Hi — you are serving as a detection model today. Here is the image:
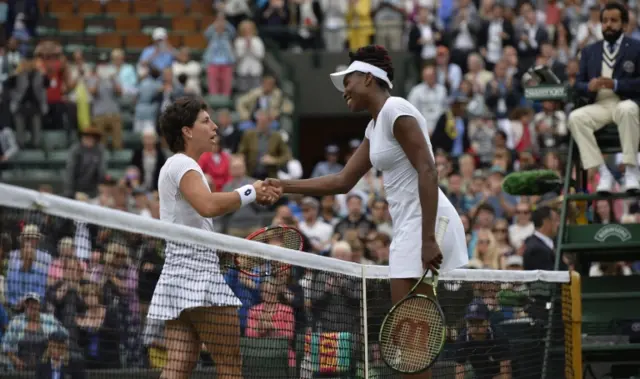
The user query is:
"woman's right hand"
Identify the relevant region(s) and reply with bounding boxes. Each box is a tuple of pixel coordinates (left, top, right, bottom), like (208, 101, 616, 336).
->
(253, 180, 280, 205)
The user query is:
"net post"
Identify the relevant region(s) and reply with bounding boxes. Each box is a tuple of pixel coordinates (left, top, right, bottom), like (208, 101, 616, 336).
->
(563, 271, 582, 379)
(361, 264, 369, 379)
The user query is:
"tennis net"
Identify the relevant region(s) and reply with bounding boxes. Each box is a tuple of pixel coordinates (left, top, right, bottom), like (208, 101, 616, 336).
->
(0, 183, 581, 379)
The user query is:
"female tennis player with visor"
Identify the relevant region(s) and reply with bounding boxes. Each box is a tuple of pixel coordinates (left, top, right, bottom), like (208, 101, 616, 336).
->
(266, 45, 469, 378)
(147, 97, 279, 379)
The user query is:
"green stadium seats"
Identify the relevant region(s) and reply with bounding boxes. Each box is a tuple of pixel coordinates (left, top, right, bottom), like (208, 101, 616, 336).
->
(107, 169, 125, 180)
(12, 149, 46, 168)
(140, 16, 172, 32)
(109, 149, 134, 169)
(205, 95, 233, 110)
(121, 112, 134, 130)
(47, 150, 69, 170)
(123, 130, 141, 149)
(85, 16, 116, 34)
(42, 131, 69, 152)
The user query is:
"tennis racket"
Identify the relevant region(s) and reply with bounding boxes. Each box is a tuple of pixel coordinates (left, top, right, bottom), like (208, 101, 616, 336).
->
(379, 216, 449, 374)
(234, 225, 304, 277)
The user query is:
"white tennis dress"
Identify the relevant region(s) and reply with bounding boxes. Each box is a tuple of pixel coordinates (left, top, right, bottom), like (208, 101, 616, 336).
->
(148, 153, 242, 321)
(366, 97, 469, 278)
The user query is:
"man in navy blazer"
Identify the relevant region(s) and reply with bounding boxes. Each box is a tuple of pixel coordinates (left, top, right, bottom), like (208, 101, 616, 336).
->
(568, 1, 640, 194)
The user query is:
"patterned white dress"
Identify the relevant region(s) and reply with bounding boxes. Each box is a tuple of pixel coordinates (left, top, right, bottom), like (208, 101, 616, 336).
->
(147, 153, 241, 321)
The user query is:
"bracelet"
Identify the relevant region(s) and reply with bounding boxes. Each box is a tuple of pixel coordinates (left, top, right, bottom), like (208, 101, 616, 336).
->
(235, 185, 257, 206)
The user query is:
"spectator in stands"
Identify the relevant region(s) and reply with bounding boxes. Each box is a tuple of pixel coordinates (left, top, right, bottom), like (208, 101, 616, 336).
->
(2, 292, 66, 372)
(538, 42, 568, 83)
(471, 228, 500, 269)
(142, 318, 167, 369)
(238, 109, 292, 179)
(0, 122, 19, 164)
(103, 49, 137, 97)
(7, 225, 51, 309)
(299, 196, 333, 253)
(454, 299, 511, 379)
(371, 0, 405, 51)
(63, 127, 106, 198)
(568, 2, 640, 194)
(408, 64, 448, 135)
(257, 0, 292, 50)
(47, 237, 87, 287)
(516, 2, 548, 72)
(479, 4, 515, 71)
(523, 206, 564, 271)
(434, 46, 462, 93)
(198, 139, 231, 192)
(575, 5, 603, 54)
(35, 330, 85, 379)
(235, 20, 266, 93)
(2, 37, 22, 78)
(87, 54, 124, 150)
(6, 50, 48, 148)
(321, 0, 348, 52)
(139, 28, 176, 72)
(311, 144, 343, 178)
(292, 0, 324, 51)
(172, 47, 202, 96)
(221, 154, 262, 237)
(485, 59, 520, 121)
(76, 283, 121, 370)
(492, 218, 514, 258)
(408, 6, 441, 70)
(465, 53, 493, 95)
(216, 108, 243, 154)
(237, 74, 292, 130)
(333, 193, 376, 240)
(204, 10, 236, 97)
(431, 93, 471, 157)
(160, 68, 186, 113)
(369, 232, 391, 264)
(130, 127, 166, 192)
(133, 67, 163, 134)
(345, 0, 373, 50)
(245, 278, 295, 364)
(318, 195, 340, 226)
(369, 198, 392, 235)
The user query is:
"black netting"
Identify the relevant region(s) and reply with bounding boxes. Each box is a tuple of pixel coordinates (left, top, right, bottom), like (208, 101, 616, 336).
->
(0, 206, 574, 379)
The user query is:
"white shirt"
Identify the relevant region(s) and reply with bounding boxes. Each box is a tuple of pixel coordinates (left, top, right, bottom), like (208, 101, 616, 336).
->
(299, 219, 333, 251)
(508, 222, 534, 250)
(158, 154, 218, 268)
(407, 82, 448, 134)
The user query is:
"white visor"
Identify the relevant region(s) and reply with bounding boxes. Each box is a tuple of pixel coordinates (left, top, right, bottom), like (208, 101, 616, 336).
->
(329, 60, 393, 92)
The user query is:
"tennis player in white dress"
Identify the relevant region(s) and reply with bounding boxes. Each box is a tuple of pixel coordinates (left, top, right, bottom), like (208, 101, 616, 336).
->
(148, 97, 278, 379)
(265, 45, 468, 379)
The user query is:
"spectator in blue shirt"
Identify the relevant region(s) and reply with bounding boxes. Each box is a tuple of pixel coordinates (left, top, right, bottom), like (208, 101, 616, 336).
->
(311, 144, 344, 178)
(6, 225, 51, 309)
(138, 28, 176, 72)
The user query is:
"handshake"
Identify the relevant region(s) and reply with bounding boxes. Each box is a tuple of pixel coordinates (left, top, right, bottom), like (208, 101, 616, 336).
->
(253, 178, 284, 206)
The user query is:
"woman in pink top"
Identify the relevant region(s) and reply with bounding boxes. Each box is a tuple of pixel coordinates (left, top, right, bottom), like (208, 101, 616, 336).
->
(245, 279, 295, 366)
(47, 237, 87, 287)
(197, 141, 231, 192)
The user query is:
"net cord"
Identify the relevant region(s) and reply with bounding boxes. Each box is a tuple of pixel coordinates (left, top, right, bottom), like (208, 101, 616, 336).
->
(0, 183, 571, 282)
(362, 264, 369, 379)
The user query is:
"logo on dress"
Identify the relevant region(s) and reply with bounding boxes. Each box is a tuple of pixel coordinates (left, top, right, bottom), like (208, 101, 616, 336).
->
(623, 60, 635, 73)
(594, 224, 632, 242)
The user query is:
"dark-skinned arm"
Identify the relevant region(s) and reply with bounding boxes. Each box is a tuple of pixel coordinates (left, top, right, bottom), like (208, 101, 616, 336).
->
(278, 139, 373, 196)
(394, 116, 439, 243)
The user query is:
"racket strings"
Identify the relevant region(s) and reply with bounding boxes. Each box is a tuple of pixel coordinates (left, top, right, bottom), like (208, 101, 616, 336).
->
(380, 297, 445, 373)
(235, 227, 302, 276)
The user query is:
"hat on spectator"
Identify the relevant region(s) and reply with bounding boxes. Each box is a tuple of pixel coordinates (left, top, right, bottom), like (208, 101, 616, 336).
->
(22, 292, 41, 304)
(464, 299, 490, 320)
(330, 61, 393, 92)
(20, 224, 41, 240)
(505, 255, 524, 267)
(349, 139, 361, 150)
(80, 126, 103, 139)
(152, 27, 168, 41)
(301, 197, 320, 210)
(326, 144, 339, 154)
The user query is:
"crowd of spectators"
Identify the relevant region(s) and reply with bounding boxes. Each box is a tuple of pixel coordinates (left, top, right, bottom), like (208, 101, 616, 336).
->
(0, 0, 638, 376)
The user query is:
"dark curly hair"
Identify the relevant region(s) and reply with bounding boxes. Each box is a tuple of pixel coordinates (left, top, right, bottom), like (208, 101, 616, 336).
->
(160, 96, 208, 153)
(349, 45, 395, 90)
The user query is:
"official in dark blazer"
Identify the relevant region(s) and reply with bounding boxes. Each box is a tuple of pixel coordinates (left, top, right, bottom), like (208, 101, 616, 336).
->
(516, 5, 549, 73)
(477, 4, 515, 70)
(568, 2, 640, 194)
(35, 331, 86, 379)
(430, 93, 470, 157)
(523, 206, 567, 271)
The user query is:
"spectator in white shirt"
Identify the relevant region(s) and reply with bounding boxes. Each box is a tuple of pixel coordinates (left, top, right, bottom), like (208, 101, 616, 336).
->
(508, 202, 534, 250)
(234, 20, 265, 93)
(407, 64, 448, 135)
(298, 197, 333, 253)
(172, 47, 202, 96)
(574, 5, 603, 54)
(320, 0, 348, 52)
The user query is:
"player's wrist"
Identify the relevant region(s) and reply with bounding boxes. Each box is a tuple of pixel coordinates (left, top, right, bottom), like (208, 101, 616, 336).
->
(235, 185, 257, 206)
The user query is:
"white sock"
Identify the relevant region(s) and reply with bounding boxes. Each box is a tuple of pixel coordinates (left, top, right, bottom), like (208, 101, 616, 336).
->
(625, 165, 640, 177)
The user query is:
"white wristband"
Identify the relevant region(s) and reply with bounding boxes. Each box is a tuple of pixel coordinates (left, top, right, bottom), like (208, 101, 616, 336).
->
(235, 185, 257, 206)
